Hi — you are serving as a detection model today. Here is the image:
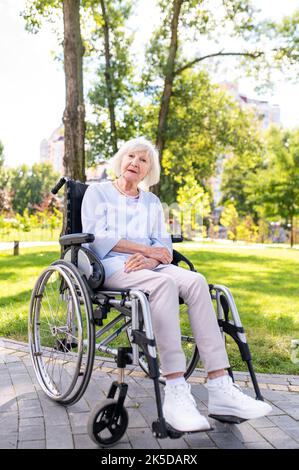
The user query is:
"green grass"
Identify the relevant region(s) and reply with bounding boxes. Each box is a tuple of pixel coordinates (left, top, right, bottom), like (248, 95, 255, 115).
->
(0, 243, 298, 374)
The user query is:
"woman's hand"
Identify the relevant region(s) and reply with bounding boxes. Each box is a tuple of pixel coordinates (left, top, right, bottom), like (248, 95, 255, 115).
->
(124, 254, 160, 273)
(144, 246, 172, 264)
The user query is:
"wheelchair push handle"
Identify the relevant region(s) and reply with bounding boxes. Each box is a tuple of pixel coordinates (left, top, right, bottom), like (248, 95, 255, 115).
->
(51, 177, 68, 194)
(171, 234, 183, 243)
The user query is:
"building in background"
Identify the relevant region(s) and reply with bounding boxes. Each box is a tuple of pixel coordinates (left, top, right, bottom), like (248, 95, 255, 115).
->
(40, 125, 64, 174)
(40, 127, 110, 181)
(220, 81, 281, 129)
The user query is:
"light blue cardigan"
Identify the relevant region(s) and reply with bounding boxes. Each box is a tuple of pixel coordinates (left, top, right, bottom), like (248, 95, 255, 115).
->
(81, 181, 173, 280)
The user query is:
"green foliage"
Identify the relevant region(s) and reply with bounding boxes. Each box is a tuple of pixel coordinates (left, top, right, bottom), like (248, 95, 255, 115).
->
(236, 215, 258, 243)
(176, 174, 210, 239)
(160, 70, 264, 202)
(248, 126, 299, 245)
(220, 203, 239, 241)
(85, 0, 138, 162)
(9, 163, 60, 214)
(22, 0, 62, 34)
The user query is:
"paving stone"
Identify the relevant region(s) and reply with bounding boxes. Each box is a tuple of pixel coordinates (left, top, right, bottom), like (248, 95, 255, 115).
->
(127, 408, 149, 428)
(191, 384, 208, 401)
(68, 412, 89, 434)
(7, 361, 27, 371)
(183, 431, 216, 449)
(127, 427, 160, 449)
(18, 440, 46, 449)
(19, 425, 45, 441)
(43, 406, 69, 426)
(245, 441, 274, 449)
(208, 431, 246, 449)
(268, 402, 288, 416)
(19, 417, 44, 428)
(111, 441, 133, 449)
(0, 432, 17, 449)
(249, 416, 279, 429)
(138, 397, 160, 427)
(3, 355, 21, 363)
(269, 414, 299, 429)
(1, 342, 299, 450)
(231, 421, 265, 443)
(257, 427, 299, 449)
(17, 391, 39, 401)
(272, 402, 299, 419)
(46, 425, 74, 449)
(283, 427, 299, 442)
(127, 379, 151, 399)
(73, 434, 101, 449)
(0, 412, 18, 432)
(289, 377, 299, 385)
(158, 436, 189, 449)
(261, 390, 290, 401)
(66, 397, 90, 413)
(18, 399, 43, 419)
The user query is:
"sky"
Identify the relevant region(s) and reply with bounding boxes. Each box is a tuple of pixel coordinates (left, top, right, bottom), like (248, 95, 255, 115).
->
(0, 0, 299, 168)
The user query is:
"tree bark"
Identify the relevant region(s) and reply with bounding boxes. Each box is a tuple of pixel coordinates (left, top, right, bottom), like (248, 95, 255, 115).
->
(152, 0, 183, 195)
(100, 0, 118, 155)
(62, 0, 85, 182)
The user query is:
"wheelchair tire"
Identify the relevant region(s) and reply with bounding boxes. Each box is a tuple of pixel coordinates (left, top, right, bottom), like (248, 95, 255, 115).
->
(29, 261, 95, 405)
(87, 399, 128, 447)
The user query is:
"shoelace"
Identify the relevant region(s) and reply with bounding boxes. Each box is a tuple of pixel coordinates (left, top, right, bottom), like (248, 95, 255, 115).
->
(221, 380, 254, 402)
(166, 383, 197, 410)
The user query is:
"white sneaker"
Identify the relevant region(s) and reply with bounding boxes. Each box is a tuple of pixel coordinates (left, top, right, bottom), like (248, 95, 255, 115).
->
(207, 375, 272, 420)
(163, 381, 211, 432)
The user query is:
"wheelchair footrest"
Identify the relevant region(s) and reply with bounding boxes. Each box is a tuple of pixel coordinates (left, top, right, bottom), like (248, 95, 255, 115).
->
(152, 420, 184, 439)
(209, 414, 247, 425)
(152, 420, 214, 439)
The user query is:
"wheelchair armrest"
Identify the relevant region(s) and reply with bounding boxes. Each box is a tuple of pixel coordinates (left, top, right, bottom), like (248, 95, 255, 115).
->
(171, 234, 183, 243)
(171, 249, 196, 272)
(59, 233, 95, 246)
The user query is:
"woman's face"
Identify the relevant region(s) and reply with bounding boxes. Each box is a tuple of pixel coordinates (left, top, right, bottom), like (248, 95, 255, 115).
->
(120, 149, 151, 184)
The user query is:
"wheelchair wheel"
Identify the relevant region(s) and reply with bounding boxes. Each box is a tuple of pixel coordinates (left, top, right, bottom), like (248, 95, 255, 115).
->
(29, 261, 95, 405)
(87, 399, 128, 447)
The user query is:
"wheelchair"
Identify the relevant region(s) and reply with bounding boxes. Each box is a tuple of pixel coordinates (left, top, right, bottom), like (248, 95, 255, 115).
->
(28, 176, 264, 447)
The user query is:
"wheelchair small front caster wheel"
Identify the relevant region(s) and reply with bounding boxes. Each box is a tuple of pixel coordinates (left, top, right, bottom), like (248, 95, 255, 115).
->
(87, 399, 129, 447)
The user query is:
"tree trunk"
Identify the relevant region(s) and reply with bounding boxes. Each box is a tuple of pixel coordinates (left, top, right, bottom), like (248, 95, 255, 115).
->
(61, 0, 85, 242)
(62, 0, 85, 182)
(100, 0, 118, 155)
(152, 0, 183, 196)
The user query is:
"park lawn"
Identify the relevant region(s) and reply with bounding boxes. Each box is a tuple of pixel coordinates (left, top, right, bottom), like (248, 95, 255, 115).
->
(0, 243, 298, 375)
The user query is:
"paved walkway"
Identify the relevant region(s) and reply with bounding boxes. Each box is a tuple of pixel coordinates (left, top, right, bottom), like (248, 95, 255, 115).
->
(1, 337, 299, 449)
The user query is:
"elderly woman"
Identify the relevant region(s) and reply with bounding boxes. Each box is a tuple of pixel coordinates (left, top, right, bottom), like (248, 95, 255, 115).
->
(81, 137, 272, 432)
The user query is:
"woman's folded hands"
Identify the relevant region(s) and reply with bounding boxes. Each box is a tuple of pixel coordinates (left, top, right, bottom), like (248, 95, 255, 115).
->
(124, 247, 172, 273)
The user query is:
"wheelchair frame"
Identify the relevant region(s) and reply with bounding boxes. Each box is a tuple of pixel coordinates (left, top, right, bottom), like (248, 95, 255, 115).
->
(28, 176, 264, 447)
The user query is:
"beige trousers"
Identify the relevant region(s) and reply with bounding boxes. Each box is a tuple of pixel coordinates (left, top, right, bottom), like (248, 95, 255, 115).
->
(103, 264, 230, 376)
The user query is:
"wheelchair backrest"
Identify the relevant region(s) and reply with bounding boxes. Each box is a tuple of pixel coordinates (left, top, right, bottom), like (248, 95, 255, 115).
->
(66, 180, 89, 234)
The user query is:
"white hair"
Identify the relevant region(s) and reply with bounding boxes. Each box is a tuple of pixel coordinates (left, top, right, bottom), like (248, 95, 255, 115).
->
(109, 137, 160, 190)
